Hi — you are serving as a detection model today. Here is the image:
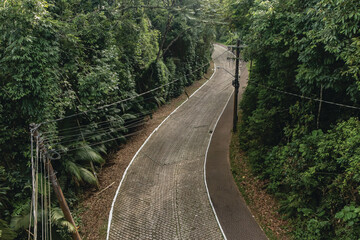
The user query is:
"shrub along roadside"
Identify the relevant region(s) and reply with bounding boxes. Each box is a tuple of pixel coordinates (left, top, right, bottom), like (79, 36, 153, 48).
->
(222, 0, 360, 238)
(261, 118, 360, 239)
(78, 61, 215, 240)
(0, 0, 218, 238)
(230, 117, 292, 240)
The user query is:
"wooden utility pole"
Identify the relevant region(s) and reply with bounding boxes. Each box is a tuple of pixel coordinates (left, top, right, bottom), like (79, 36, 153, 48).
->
(233, 40, 241, 132)
(31, 124, 82, 240)
(45, 159, 82, 240)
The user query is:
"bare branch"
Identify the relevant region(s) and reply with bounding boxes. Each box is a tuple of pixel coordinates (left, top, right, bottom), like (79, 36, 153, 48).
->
(161, 27, 191, 59)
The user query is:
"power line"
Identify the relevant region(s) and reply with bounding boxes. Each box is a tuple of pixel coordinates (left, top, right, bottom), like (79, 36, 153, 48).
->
(44, 115, 147, 142)
(40, 49, 230, 125)
(42, 85, 186, 140)
(50, 75, 235, 148)
(46, 75, 234, 148)
(46, 118, 147, 147)
(56, 129, 144, 153)
(43, 110, 152, 137)
(36, 47, 234, 159)
(251, 82, 360, 110)
(42, 52, 232, 147)
(42, 92, 160, 135)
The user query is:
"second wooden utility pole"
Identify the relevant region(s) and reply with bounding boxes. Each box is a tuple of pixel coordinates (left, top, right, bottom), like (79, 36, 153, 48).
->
(233, 40, 241, 132)
(31, 124, 82, 240)
(46, 159, 82, 240)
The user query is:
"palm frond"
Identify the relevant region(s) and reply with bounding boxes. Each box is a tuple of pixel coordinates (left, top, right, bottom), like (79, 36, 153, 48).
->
(79, 167, 97, 185)
(64, 160, 82, 183)
(75, 147, 104, 164)
(58, 220, 76, 233)
(51, 208, 76, 233)
(0, 186, 10, 210)
(95, 144, 107, 154)
(10, 212, 30, 231)
(0, 219, 16, 240)
(154, 96, 166, 106)
(51, 208, 64, 222)
(121, 113, 137, 120)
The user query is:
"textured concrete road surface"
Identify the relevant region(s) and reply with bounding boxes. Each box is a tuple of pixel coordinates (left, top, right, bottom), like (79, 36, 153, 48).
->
(107, 44, 250, 240)
(206, 63, 268, 240)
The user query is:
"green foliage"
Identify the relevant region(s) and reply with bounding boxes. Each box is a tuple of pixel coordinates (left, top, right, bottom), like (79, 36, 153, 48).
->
(225, 0, 360, 239)
(0, 167, 9, 216)
(1, 0, 215, 238)
(263, 119, 360, 239)
(0, 219, 16, 240)
(50, 207, 76, 233)
(335, 204, 360, 239)
(10, 206, 76, 239)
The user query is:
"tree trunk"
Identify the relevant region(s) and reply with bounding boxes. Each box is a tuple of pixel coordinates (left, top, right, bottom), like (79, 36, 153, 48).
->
(156, 15, 174, 61)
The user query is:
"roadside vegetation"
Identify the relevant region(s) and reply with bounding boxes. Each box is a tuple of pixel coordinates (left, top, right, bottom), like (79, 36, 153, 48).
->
(223, 0, 360, 239)
(230, 118, 292, 240)
(0, 0, 220, 238)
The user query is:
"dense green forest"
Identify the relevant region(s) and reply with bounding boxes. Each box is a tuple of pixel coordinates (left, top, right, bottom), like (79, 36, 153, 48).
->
(0, 0, 219, 238)
(3, 0, 360, 239)
(225, 0, 360, 239)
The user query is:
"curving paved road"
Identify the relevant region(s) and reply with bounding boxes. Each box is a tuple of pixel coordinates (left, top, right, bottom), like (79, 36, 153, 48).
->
(107, 45, 247, 239)
(206, 63, 268, 240)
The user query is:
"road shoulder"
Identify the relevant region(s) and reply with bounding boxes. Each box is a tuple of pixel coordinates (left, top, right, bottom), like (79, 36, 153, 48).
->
(206, 65, 268, 240)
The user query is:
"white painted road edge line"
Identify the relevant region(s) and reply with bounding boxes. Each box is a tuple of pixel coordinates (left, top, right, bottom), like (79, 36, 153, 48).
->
(202, 43, 234, 240)
(106, 61, 218, 239)
(211, 44, 268, 239)
(204, 90, 234, 240)
(204, 42, 235, 240)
